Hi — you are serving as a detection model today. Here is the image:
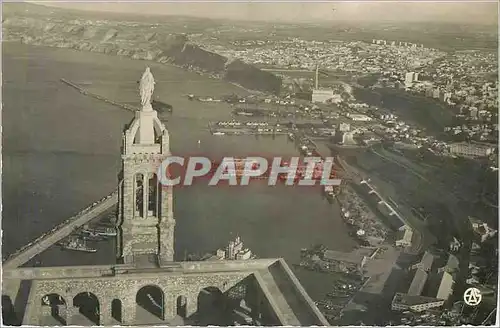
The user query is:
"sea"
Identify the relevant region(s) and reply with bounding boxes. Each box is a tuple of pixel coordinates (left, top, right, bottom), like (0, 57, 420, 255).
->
(2, 43, 357, 298)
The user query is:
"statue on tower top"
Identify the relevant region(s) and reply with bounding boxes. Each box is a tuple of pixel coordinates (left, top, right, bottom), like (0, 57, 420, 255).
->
(139, 67, 155, 110)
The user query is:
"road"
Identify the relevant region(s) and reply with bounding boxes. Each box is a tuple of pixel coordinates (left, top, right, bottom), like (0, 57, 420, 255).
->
(2, 191, 118, 269)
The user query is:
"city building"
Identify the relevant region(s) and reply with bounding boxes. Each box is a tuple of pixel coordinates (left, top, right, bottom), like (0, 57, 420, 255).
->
(432, 88, 441, 99)
(338, 122, 351, 132)
(2, 69, 329, 327)
(348, 113, 373, 122)
(341, 131, 357, 145)
(395, 226, 414, 248)
(312, 89, 335, 103)
(391, 293, 444, 312)
(311, 65, 334, 103)
(469, 217, 498, 242)
(411, 251, 435, 272)
(407, 268, 428, 296)
(405, 72, 416, 87)
(448, 142, 496, 158)
(437, 254, 460, 274)
(435, 272, 454, 301)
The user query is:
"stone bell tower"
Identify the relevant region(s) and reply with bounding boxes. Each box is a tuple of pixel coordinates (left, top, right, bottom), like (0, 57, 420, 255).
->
(116, 67, 175, 265)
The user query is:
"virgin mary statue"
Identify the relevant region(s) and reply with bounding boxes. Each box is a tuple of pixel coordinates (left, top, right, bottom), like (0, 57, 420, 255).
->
(139, 67, 155, 109)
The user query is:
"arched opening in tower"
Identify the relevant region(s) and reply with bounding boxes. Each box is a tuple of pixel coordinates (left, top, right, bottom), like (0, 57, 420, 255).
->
(148, 174, 158, 216)
(135, 173, 144, 217)
(176, 295, 187, 318)
(3, 295, 20, 326)
(197, 287, 228, 325)
(111, 299, 122, 323)
(40, 293, 66, 325)
(154, 124, 162, 144)
(136, 285, 164, 321)
(73, 292, 100, 325)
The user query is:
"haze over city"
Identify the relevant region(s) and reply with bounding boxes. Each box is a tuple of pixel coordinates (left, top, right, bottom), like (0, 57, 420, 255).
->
(35, 0, 498, 25)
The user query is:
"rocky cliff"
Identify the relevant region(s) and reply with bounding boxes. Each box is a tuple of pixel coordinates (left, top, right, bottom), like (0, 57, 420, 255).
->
(3, 11, 281, 94)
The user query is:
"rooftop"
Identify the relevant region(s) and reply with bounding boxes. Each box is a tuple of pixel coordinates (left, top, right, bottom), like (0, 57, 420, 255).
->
(435, 271, 454, 300)
(392, 293, 443, 307)
(407, 268, 428, 296)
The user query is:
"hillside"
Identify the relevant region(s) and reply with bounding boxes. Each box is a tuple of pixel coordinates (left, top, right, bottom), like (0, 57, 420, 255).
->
(2, 3, 282, 94)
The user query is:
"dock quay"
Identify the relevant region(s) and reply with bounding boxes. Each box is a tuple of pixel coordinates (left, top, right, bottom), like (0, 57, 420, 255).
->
(209, 121, 288, 136)
(60, 78, 137, 113)
(2, 190, 118, 269)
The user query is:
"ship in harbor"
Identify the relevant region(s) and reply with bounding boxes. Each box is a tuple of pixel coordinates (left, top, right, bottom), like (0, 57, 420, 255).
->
(82, 226, 117, 237)
(77, 231, 108, 242)
(57, 237, 97, 253)
(197, 235, 256, 261)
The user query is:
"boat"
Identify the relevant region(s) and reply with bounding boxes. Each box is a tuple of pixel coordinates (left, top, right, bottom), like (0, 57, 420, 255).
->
(235, 111, 254, 116)
(59, 238, 97, 253)
(82, 226, 117, 237)
(79, 231, 108, 242)
(213, 131, 225, 136)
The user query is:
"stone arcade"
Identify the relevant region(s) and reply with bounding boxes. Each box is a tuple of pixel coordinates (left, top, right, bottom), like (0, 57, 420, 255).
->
(2, 68, 329, 326)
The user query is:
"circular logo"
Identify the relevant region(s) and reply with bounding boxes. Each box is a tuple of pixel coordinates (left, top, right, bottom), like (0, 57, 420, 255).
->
(463, 287, 482, 306)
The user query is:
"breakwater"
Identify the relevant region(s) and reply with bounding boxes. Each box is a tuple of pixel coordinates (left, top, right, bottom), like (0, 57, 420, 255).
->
(2, 190, 118, 268)
(60, 78, 137, 112)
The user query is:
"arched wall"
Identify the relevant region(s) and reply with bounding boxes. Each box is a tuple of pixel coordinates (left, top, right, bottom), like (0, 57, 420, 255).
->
(27, 272, 250, 325)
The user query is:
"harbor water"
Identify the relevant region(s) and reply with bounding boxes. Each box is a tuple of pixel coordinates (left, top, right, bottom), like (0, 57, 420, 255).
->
(2, 43, 357, 296)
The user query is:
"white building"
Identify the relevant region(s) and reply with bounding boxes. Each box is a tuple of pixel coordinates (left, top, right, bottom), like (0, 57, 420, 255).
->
(469, 217, 498, 242)
(395, 226, 413, 248)
(391, 293, 444, 312)
(338, 122, 351, 132)
(435, 272, 454, 301)
(405, 72, 416, 87)
(449, 142, 495, 158)
(341, 132, 356, 145)
(348, 114, 373, 122)
(312, 65, 334, 103)
(312, 89, 334, 103)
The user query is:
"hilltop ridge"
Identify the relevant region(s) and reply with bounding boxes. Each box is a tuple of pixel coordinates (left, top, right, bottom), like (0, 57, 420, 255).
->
(3, 3, 282, 94)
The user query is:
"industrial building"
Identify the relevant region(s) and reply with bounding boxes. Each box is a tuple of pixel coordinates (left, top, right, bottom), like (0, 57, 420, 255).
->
(435, 272, 454, 301)
(311, 65, 334, 103)
(391, 293, 445, 312)
(407, 268, 428, 296)
(391, 251, 457, 313)
(395, 226, 414, 248)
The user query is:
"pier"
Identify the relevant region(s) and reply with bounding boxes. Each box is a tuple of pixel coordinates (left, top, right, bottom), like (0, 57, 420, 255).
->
(2, 191, 118, 269)
(208, 122, 288, 136)
(60, 78, 137, 113)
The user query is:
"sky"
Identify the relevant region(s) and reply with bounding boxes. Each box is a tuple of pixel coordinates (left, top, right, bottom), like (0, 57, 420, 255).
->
(33, 1, 498, 25)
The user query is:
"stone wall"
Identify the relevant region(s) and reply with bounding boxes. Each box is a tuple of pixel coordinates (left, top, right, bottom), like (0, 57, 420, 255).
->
(24, 271, 250, 325)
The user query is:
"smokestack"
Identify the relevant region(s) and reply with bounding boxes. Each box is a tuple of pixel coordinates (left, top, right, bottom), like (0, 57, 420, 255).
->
(315, 65, 319, 89)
